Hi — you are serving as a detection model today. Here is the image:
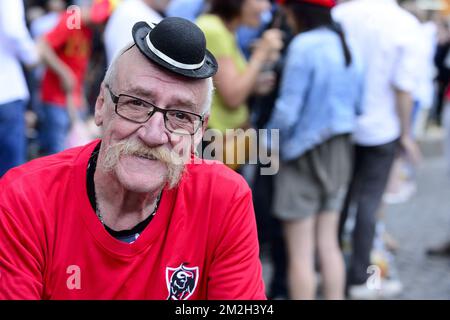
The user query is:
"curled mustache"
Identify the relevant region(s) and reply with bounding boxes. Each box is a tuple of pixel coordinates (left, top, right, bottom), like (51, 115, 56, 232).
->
(102, 140, 186, 189)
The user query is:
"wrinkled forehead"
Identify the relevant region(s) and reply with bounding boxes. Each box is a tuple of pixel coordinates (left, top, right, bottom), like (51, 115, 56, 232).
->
(114, 46, 208, 111)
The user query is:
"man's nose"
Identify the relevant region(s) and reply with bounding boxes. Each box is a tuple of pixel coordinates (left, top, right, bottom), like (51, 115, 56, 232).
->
(136, 111, 169, 146)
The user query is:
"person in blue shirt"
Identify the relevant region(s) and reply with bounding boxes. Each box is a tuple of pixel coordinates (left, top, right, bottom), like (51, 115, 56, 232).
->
(166, 0, 206, 21)
(266, 0, 363, 300)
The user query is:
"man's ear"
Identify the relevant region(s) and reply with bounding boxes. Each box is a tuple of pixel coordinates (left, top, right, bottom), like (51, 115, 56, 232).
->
(94, 83, 106, 127)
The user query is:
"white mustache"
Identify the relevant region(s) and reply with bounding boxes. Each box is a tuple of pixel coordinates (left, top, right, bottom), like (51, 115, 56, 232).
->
(102, 140, 186, 189)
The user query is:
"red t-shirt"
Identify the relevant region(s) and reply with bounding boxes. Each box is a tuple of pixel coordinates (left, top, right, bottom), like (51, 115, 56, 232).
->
(40, 12, 93, 108)
(0, 141, 266, 300)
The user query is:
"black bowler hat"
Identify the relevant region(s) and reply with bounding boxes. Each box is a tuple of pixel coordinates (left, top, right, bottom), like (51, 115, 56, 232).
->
(132, 17, 218, 79)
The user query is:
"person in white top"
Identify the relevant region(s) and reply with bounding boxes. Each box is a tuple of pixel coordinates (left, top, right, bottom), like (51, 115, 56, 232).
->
(0, 0, 40, 176)
(104, 0, 170, 64)
(392, 0, 437, 138)
(332, 0, 422, 299)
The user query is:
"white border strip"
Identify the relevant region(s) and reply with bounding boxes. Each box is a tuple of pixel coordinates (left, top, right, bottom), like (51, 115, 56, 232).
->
(145, 32, 205, 70)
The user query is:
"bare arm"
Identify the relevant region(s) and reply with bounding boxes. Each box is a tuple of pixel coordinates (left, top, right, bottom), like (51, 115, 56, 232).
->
(36, 37, 75, 93)
(395, 88, 422, 163)
(214, 53, 265, 109)
(214, 29, 283, 109)
(37, 37, 78, 121)
(395, 88, 413, 138)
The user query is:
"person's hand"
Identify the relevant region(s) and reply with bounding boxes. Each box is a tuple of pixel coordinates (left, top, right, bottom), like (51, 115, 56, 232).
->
(253, 28, 284, 63)
(254, 70, 276, 96)
(261, 28, 284, 51)
(400, 135, 422, 165)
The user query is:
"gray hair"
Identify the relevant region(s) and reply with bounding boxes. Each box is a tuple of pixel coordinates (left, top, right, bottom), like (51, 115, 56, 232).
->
(103, 42, 214, 115)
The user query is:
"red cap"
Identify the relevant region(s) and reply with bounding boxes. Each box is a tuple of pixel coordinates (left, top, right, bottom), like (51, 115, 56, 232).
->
(90, 0, 115, 24)
(276, 0, 336, 8)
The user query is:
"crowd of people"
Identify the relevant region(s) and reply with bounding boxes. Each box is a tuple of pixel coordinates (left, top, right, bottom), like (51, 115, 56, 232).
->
(1, 0, 450, 300)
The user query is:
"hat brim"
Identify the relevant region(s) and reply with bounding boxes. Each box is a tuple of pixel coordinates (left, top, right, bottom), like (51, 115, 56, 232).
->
(132, 21, 218, 79)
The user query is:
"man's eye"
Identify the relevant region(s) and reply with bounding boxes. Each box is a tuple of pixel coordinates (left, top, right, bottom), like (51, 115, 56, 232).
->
(130, 99, 144, 107)
(173, 112, 188, 120)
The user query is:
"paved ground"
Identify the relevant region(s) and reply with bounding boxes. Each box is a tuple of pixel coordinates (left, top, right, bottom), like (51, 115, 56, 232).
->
(385, 154, 450, 299)
(261, 134, 450, 300)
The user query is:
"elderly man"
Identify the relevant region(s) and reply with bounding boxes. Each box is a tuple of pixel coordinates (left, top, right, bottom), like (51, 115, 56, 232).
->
(0, 17, 265, 300)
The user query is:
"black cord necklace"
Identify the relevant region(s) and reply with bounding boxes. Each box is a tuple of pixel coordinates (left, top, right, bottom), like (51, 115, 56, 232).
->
(86, 142, 162, 237)
(95, 192, 161, 226)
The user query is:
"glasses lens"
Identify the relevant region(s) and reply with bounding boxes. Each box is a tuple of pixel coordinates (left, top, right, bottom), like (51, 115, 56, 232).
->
(166, 110, 200, 135)
(116, 95, 153, 122)
(115, 94, 201, 135)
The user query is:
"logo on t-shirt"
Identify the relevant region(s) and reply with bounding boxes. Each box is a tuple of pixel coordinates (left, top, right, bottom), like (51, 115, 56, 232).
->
(166, 263, 199, 300)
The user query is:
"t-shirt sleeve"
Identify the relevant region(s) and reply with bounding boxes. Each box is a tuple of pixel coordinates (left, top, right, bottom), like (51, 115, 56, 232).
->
(44, 13, 72, 50)
(206, 186, 266, 300)
(0, 181, 45, 299)
(391, 19, 422, 93)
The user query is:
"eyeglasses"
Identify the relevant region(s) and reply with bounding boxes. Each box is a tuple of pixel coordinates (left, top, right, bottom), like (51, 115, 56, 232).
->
(106, 85, 204, 136)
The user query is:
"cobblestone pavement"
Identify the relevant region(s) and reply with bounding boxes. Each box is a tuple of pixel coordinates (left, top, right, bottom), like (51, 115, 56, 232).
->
(385, 155, 450, 299)
(261, 138, 450, 300)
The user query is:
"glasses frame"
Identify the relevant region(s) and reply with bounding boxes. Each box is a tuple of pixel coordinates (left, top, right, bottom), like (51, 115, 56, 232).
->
(105, 85, 204, 136)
